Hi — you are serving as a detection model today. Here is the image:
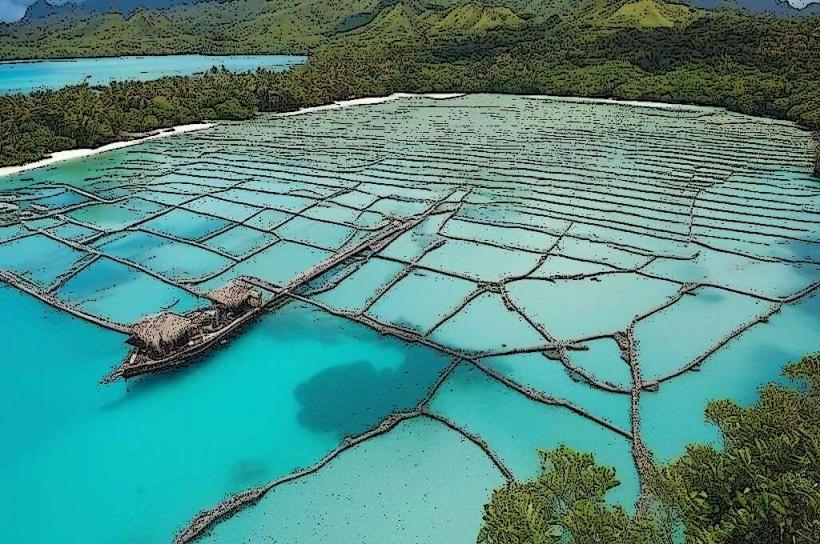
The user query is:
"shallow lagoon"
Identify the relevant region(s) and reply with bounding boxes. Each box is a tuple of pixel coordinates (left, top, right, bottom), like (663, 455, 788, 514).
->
(0, 286, 451, 543)
(0, 54, 305, 94)
(0, 95, 818, 542)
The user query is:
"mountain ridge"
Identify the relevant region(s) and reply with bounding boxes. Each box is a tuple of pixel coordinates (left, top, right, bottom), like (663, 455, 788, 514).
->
(19, 0, 209, 24)
(2, 0, 819, 61)
(12, 0, 820, 27)
(682, 0, 820, 16)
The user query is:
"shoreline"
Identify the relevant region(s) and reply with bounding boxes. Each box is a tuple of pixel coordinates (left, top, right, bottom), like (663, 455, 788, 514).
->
(0, 53, 308, 65)
(3, 92, 809, 177)
(275, 93, 466, 117)
(266, 92, 818, 132)
(0, 123, 214, 178)
(277, 92, 721, 118)
(1, 94, 461, 176)
(522, 94, 716, 111)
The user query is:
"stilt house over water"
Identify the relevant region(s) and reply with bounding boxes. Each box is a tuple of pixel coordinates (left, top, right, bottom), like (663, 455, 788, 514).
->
(208, 280, 262, 316)
(128, 312, 194, 358)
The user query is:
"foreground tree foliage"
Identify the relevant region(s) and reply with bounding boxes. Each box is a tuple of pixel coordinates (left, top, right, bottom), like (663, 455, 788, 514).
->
(478, 446, 664, 544)
(478, 353, 820, 544)
(665, 353, 820, 543)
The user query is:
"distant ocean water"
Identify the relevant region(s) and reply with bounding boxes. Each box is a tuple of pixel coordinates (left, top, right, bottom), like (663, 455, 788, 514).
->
(0, 54, 306, 94)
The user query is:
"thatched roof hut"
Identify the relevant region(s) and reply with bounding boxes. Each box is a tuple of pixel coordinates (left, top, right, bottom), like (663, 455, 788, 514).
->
(130, 312, 193, 355)
(208, 281, 262, 312)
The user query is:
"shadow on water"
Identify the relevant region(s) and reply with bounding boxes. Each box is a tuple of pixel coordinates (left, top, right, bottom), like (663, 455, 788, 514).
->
(229, 458, 271, 487)
(294, 351, 451, 439)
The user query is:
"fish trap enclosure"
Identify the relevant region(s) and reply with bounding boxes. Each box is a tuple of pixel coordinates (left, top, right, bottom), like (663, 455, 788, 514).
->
(0, 95, 817, 543)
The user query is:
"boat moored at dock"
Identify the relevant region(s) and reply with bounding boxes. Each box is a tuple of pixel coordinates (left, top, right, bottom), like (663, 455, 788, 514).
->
(100, 213, 438, 383)
(102, 280, 263, 383)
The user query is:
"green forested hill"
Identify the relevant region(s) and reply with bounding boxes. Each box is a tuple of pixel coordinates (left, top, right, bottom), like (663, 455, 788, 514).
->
(0, 0, 707, 59)
(0, 0, 375, 58)
(3, 0, 818, 64)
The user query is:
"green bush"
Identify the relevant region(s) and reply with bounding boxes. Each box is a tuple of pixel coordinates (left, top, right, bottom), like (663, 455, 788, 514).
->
(665, 353, 820, 543)
(478, 446, 665, 544)
(478, 354, 820, 543)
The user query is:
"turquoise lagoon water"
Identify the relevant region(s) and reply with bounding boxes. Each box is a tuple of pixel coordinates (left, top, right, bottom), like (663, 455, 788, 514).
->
(0, 285, 452, 543)
(0, 55, 305, 94)
(0, 95, 818, 542)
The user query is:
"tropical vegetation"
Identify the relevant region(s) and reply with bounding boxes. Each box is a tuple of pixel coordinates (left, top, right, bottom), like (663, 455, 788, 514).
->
(478, 446, 666, 543)
(478, 353, 820, 543)
(1, 1, 819, 169)
(2, 0, 819, 59)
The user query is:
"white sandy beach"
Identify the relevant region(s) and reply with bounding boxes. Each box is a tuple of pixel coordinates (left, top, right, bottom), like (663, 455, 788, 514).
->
(0, 123, 214, 178)
(276, 93, 466, 117)
(524, 94, 715, 111)
(280, 92, 715, 116)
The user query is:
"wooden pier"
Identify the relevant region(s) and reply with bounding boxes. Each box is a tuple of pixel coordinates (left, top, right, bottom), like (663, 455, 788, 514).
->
(100, 305, 265, 384)
(99, 210, 440, 383)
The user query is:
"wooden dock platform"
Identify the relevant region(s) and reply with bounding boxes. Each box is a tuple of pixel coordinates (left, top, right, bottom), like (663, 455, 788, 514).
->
(99, 213, 432, 382)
